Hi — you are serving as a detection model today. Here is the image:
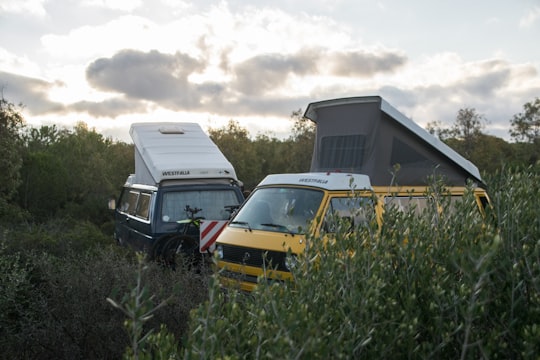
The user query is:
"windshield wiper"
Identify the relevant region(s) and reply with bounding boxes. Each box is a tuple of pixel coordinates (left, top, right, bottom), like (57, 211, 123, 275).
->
(230, 221, 252, 231)
(260, 223, 295, 236)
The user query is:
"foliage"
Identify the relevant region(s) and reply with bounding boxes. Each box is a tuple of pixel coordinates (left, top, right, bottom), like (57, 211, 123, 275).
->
(209, 120, 262, 190)
(0, 220, 211, 359)
(428, 108, 490, 165)
(1, 150, 540, 359)
(185, 172, 540, 359)
(17, 122, 134, 223)
(0, 96, 25, 222)
(510, 97, 540, 143)
(446, 134, 515, 174)
(0, 244, 38, 352)
(108, 253, 180, 360)
(209, 111, 315, 191)
(283, 108, 316, 173)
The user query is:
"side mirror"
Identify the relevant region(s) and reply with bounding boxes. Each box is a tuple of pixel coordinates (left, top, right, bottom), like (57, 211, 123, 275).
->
(108, 198, 116, 210)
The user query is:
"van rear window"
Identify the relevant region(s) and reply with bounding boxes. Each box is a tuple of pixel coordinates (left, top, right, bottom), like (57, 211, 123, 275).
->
(319, 134, 365, 171)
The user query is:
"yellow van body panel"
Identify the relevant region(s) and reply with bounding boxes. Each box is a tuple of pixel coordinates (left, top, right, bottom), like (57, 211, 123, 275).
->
(216, 178, 490, 292)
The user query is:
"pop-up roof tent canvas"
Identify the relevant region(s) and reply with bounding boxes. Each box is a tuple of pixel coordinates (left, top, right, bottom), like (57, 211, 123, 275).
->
(129, 122, 238, 186)
(304, 96, 485, 187)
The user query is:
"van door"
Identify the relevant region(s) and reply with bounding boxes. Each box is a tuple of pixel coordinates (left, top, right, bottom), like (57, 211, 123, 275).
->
(114, 187, 137, 246)
(128, 191, 153, 250)
(115, 188, 154, 251)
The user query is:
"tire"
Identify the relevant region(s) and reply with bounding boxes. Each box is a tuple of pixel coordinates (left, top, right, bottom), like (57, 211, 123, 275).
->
(154, 234, 200, 270)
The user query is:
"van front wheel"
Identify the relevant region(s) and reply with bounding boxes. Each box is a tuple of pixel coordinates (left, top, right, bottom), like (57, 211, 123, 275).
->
(154, 234, 199, 270)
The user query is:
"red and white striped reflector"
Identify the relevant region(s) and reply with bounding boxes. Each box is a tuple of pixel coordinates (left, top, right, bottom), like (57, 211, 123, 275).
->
(199, 220, 228, 253)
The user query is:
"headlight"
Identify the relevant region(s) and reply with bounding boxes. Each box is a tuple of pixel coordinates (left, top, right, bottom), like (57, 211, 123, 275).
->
(284, 254, 297, 271)
(216, 245, 224, 259)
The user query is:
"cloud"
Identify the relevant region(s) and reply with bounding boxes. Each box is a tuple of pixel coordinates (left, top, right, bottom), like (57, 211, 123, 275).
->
(232, 48, 407, 96)
(368, 57, 539, 141)
(0, 0, 46, 16)
(40, 15, 160, 61)
(0, 47, 41, 77)
(520, 6, 540, 28)
(233, 52, 318, 96)
(68, 98, 148, 117)
(86, 49, 206, 107)
(0, 71, 64, 114)
(326, 50, 407, 77)
(82, 46, 407, 116)
(81, 0, 143, 12)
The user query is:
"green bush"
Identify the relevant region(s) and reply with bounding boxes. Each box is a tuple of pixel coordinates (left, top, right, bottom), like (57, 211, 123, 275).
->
(0, 220, 211, 359)
(185, 173, 540, 359)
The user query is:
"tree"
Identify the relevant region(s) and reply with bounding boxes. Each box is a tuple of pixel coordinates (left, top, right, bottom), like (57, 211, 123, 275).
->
(510, 97, 540, 143)
(446, 133, 514, 173)
(208, 120, 260, 190)
(0, 95, 25, 220)
(17, 122, 133, 223)
(285, 109, 315, 173)
(450, 108, 486, 158)
(427, 108, 486, 160)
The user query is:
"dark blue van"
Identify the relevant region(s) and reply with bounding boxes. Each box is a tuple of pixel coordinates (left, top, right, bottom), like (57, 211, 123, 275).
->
(111, 122, 244, 266)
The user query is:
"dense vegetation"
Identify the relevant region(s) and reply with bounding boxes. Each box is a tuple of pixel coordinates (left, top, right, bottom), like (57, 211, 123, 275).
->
(1, 95, 540, 358)
(188, 173, 540, 358)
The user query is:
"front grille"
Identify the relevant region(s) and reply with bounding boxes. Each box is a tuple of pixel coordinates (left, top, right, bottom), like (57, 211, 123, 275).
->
(220, 244, 289, 272)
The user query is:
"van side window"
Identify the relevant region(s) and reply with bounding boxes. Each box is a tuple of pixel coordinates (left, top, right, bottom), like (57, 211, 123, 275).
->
(385, 195, 473, 216)
(322, 196, 372, 234)
(136, 192, 151, 220)
(384, 196, 430, 215)
(126, 191, 140, 215)
(478, 195, 490, 211)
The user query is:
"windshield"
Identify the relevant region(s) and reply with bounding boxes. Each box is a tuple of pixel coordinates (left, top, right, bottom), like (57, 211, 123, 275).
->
(230, 187, 324, 234)
(160, 189, 240, 222)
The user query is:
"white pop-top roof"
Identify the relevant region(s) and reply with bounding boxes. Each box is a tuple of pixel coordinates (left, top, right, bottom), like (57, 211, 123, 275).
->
(130, 122, 238, 185)
(257, 172, 373, 191)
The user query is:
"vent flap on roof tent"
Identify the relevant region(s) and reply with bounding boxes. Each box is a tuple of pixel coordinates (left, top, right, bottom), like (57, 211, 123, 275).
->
(303, 96, 484, 187)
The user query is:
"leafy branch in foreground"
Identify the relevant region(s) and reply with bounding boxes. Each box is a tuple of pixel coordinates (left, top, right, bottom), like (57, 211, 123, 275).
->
(107, 252, 179, 360)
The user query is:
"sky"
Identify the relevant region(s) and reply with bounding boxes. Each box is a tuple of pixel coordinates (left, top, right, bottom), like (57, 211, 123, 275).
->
(1, 0, 539, 143)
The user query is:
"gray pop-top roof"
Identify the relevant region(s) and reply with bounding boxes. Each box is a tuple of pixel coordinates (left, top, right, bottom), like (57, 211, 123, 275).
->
(304, 96, 484, 187)
(130, 122, 238, 186)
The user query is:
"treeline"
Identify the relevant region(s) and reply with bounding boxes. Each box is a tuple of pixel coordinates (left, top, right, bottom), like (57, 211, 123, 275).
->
(1, 97, 133, 226)
(2, 96, 540, 226)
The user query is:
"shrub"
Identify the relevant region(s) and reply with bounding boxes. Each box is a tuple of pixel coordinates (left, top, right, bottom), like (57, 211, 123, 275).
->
(0, 222, 211, 359)
(185, 176, 539, 359)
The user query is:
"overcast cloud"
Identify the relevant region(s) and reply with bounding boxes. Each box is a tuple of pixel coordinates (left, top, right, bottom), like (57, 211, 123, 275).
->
(0, 1, 539, 142)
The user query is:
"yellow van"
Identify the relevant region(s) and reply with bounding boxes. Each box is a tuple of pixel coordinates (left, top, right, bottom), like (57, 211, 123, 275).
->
(215, 172, 490, 292)
(215, 96, 493, 291)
